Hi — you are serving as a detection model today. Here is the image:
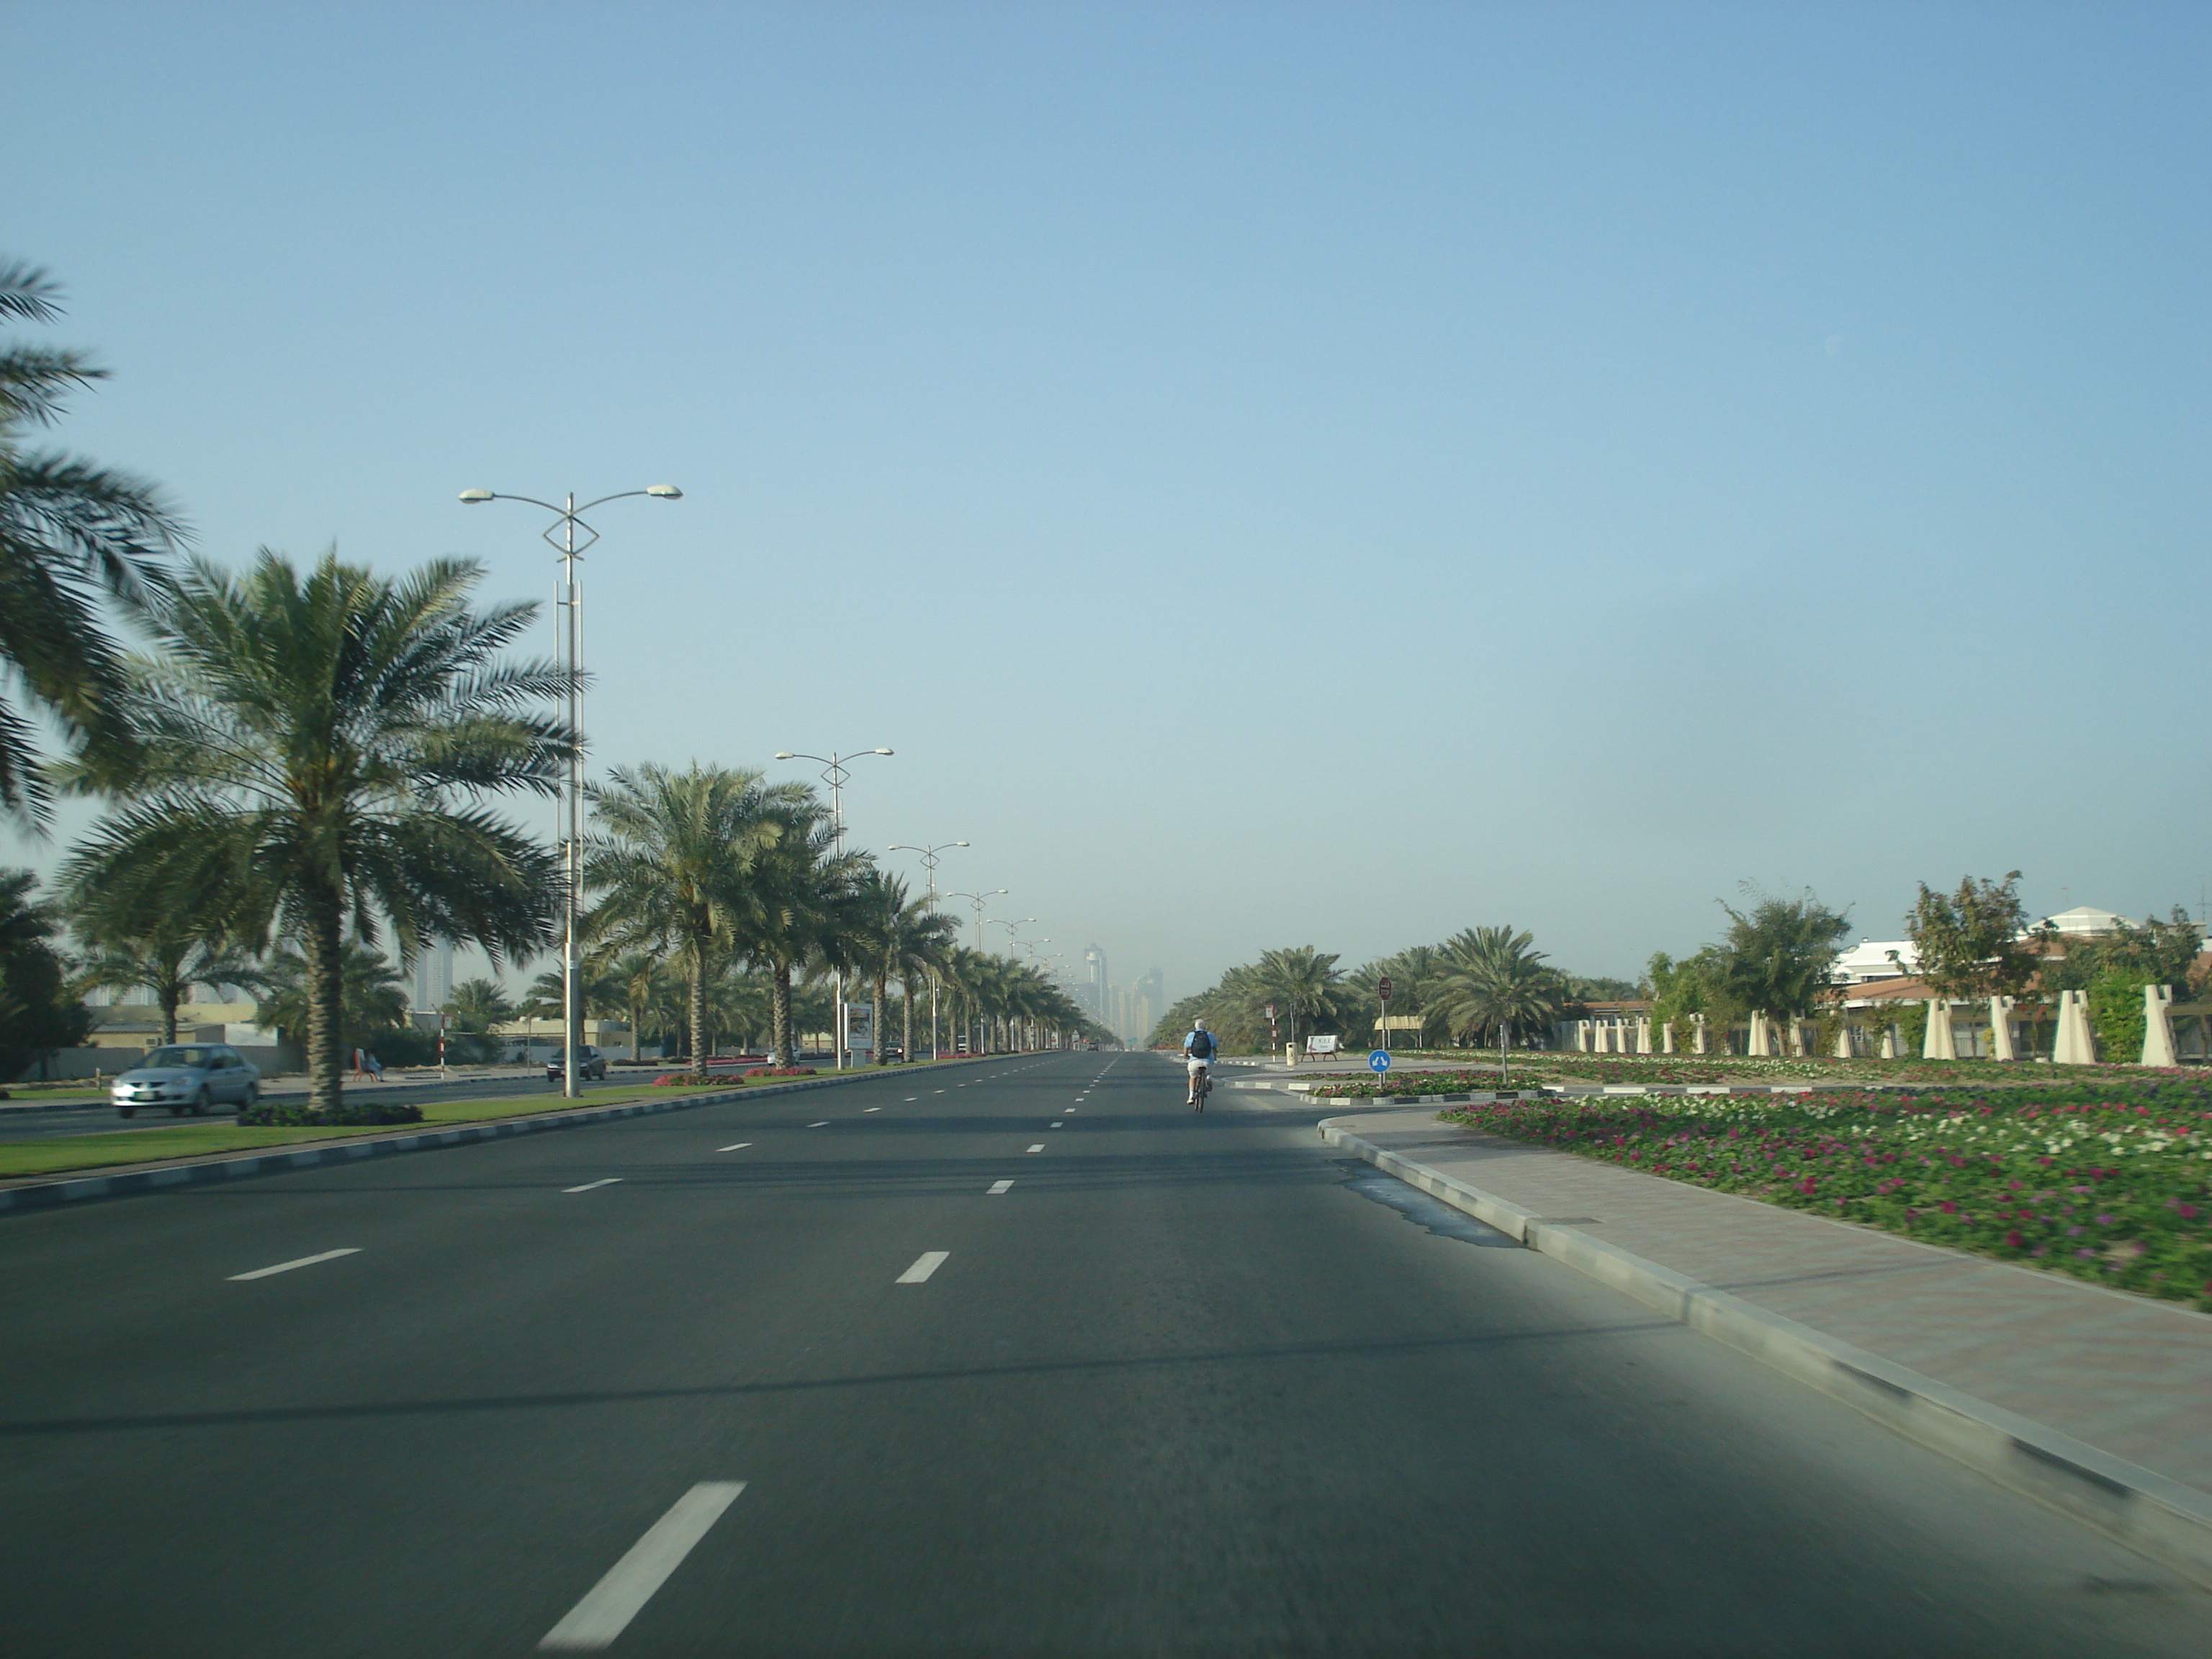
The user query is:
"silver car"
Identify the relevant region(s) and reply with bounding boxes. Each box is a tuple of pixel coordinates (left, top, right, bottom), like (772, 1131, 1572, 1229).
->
(111, 1044, 261, 1118)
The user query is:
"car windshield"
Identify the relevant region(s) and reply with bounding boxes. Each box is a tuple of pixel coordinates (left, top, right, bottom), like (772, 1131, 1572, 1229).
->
(144, 1047, 213, 1069)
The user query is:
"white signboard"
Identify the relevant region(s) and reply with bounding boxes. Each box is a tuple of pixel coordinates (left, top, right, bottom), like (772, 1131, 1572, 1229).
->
(845, 1002, 874, 1050)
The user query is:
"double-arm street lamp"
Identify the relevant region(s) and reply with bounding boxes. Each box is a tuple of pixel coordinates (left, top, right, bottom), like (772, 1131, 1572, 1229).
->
(944, 889, 1007, 953)
(773, 747, 893, 1068)
(459, 484, 682, 1097)
(887, 842, 967, 1061)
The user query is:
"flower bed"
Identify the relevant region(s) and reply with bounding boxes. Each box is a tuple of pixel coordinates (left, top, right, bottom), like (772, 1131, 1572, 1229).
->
(650, 1064, 817, 1086)
(1437, 1083, 2212, 1307)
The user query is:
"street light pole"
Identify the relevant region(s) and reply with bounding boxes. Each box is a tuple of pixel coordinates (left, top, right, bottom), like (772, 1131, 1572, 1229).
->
(942, 888, 1005, 1055)
(888, 841, 967, 1061)
(459, 484, 682, 1098)
(773, 747, 893, 1068)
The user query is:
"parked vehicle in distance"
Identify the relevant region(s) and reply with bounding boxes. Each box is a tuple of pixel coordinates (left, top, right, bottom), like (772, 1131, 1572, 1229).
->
(545, 1045, 608, 1083)
(112, 1045, 261, 1118)
(881, 1045, 904, 1061)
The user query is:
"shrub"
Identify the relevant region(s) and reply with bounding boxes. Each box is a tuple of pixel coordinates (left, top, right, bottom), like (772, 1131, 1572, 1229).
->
(240, 1099, 424, 1127)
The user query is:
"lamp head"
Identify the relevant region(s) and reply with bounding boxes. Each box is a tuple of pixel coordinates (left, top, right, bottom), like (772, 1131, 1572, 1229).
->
(954, 840, 970, 847)
(873, 747, 894, 755)
(646, 484, 683, 499)
(458, 489, 495, 503)
(773, 752, 795, 760)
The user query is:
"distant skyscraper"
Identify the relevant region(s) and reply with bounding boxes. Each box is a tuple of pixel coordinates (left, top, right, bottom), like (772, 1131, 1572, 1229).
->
(1084, 945, 1109, 1022)
(414, 943, 454, 1013)
(1130, 967, 1164, 1045)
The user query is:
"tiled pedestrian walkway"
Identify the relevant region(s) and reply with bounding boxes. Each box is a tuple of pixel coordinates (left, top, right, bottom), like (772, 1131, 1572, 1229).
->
(1334, 1106, 2212, 1497)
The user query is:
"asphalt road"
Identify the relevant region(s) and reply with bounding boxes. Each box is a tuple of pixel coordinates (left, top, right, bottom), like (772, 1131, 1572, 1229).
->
(1, 1052, 2205, 1658)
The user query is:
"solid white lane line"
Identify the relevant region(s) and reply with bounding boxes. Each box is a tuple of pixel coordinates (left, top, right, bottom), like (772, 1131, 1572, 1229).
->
(228, 1248, 359, 1282)
(538, 1481, 747, 1651)
(807, 1120, 828, 1128)
(897, 1251, 950, 1283)
(716, 1143, 752, 1152)
(565, 1178, 624, 1193)
(1027, 1144, 1044, 1153)
(988, 1179, 1014, 1195)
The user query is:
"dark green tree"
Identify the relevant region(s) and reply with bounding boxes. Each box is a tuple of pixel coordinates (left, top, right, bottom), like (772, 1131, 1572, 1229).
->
(1902, 872, 2038, 1002)
(0, 869, 91, 1081)
(1717, 886, 1853, 1046)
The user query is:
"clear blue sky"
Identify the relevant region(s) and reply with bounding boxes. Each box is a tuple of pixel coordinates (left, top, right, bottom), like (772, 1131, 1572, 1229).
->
(6, 2, 2207, 1007)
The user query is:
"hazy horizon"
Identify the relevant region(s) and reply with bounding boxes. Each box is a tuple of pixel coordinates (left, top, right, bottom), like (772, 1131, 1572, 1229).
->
(6, 1, 2206, 1013)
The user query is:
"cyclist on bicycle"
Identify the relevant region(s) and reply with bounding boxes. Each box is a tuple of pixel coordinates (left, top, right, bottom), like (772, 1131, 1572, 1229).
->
(1183, 1018, 1218, 1110)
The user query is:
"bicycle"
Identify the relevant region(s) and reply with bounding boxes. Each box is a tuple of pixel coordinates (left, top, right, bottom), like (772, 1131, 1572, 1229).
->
(1189, 1064, 1211, 1112)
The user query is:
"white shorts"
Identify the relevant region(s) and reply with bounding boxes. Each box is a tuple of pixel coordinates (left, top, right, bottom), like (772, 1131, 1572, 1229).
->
(1186, 1058, 1212, 1078)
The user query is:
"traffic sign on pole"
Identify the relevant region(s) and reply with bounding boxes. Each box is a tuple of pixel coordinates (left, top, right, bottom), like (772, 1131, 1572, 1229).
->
(1369, 1049, 1392, 1074)
(1377, 977, 1393, 1002)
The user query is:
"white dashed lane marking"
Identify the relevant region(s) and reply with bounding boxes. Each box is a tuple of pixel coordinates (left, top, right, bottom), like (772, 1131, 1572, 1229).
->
(896, 1251, 950, 1283)
(1027, 1144, 1044, 1153)
(565, 1178, 623, 1193)
(716, 1143, 752, 1152)
(807, 1121, 829, 1128)
(228, 1249, 359, 1282)
(539, 1482, 747, 1650)
(988, 1179, 1014, 1195)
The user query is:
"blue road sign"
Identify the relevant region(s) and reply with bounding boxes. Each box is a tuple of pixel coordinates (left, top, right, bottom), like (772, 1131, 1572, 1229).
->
(1369, 1049, 1392, 1074)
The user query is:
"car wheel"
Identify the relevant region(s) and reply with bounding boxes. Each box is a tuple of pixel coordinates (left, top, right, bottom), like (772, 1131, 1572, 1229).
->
(168, 1103, 186, 1116)
(243, 1083, 258, 1107)
(118, 1106, 136, 1119)
(190, 1089, 210, 1117)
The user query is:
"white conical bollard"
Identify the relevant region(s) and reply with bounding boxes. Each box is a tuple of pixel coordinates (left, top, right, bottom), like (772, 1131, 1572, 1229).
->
(2141, 984, 2178, 1067)
(1990, 996, 2018, 1062)
(1833, 1020, 1854, 1059)
(2053, 989, 2095, 1065)
(1923, 999, 1956, 1061)
(1748, 1012, 1771, 1056)
(1693, 1013, 1709, 1055)
(1661, 1019, 1677, 1054)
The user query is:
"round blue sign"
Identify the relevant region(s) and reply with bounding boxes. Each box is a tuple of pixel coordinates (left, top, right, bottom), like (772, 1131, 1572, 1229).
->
(1369, 1049, 1392, 1073)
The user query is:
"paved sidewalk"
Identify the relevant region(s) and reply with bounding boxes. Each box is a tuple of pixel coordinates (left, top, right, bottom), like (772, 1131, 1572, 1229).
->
(1331, 1106, 2212, 1506)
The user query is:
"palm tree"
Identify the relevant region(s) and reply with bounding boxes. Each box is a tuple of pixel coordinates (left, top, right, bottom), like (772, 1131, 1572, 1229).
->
(595, 948, 673, 1060)
(729, 793, 863, 1064)
(0, 261, 183, 827)
(255, 942, 412, 1058)
(441, 976, 516, 1062)
(58, 551, 572, 1116)
(583, 763, 801, 1071)
(843, 871, 958, 1065)
(889, 904, 958, 1063)
(1247, 946, 1344, 1053)
(69, 920, 261, 1046)
(1426, 926, 1565, 1083)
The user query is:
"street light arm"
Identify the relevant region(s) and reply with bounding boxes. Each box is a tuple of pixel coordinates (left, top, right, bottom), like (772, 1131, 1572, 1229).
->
(459, 490, 568, 515)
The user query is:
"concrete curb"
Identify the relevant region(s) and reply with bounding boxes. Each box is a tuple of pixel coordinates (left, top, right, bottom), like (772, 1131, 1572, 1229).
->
(0, 1058, 1017, 1218)
(1320, 1115, 2212, 1588)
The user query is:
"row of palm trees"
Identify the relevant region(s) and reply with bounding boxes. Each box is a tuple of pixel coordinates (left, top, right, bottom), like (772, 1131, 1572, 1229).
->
(1151, 928, 1577, 1054)
(0, 262, 1105, 1109)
